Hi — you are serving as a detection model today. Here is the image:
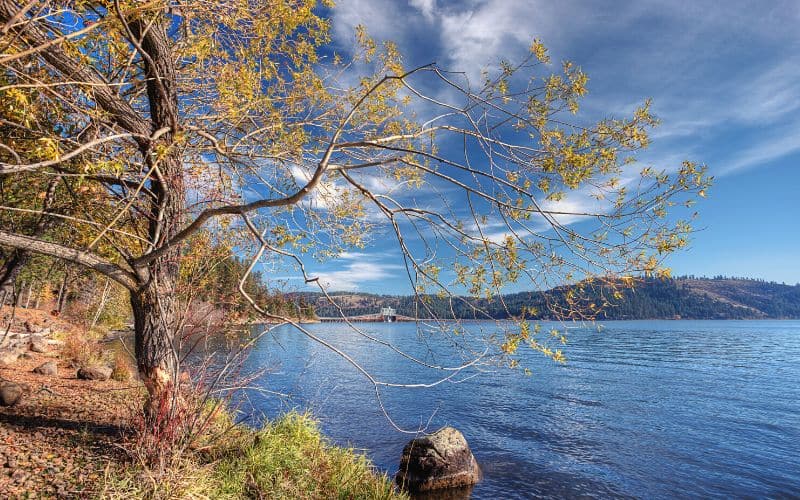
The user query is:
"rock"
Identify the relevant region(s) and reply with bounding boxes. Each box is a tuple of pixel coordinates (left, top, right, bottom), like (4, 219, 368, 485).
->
(395, 427, 481, 492)
(33, 361, 58, 377)
(0, 381, 24, 406)
(23, 321, 35, 333)
(29, 336, 48, 353)
(0, 350, 19, 367)
(77, 366, 112, 381)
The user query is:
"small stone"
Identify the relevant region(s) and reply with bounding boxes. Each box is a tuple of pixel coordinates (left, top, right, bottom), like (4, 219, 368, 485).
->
(395, 426, 481, 493)
(33, 361, 58, 377)
(0, 350, 19, 367)
(0, 380, 24, 406)
(77, 366, 112, 381)
(29, 335, 48, 353)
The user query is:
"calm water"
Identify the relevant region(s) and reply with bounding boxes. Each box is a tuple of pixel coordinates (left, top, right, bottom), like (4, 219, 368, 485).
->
(231, 320, 800, 498)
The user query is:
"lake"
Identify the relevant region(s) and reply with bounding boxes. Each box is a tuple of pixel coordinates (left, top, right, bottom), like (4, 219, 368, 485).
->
(231, 320, 800, 498)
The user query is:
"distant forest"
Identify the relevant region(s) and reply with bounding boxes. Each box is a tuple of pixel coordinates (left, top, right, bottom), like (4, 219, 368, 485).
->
(299, 277, 800, 320)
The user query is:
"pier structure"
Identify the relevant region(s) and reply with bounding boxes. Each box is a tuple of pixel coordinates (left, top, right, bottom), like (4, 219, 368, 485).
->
(381, 307, 397, 322)
(318, 307, 415, 322)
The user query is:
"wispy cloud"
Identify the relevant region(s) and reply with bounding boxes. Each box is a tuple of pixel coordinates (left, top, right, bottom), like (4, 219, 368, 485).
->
(331, 0, 800, 177)
(718, 123, 800, 175)
(315, 259, 404, 291)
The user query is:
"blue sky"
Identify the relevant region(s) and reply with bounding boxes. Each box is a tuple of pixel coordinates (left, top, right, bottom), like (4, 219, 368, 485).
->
(276, 0, 800, 293)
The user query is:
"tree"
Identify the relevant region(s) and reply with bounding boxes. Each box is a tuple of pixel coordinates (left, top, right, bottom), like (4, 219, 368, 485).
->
(0, 1, 708, 411)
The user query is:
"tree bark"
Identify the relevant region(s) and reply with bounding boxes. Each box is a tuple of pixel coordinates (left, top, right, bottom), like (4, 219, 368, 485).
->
(127, 15, 185, 407)
(131, 270, 179, 403)
(0, 252, 27, 303)
(0, 2, 185, 409)
(132, 153, 185, 406)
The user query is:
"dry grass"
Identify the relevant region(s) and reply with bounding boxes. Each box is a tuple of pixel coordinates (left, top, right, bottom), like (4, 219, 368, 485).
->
(110, 350, 134, 382)
(60, 329, 109, 367)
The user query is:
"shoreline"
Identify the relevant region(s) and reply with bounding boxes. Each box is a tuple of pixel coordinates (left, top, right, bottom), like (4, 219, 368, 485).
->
(0, 307, 402, 498)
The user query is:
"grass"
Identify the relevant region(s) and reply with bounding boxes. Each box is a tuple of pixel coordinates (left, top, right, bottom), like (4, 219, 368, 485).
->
(101, 410, 406, 500)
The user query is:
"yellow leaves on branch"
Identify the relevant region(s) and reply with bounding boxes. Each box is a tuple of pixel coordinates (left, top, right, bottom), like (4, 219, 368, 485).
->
(501, 322, 566, 366)
(35, 137, 60, 162)
(529, 39, 551, 64)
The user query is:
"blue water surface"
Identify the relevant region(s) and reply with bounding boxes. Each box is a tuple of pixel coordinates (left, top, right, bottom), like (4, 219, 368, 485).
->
(232, 320, 800, 498)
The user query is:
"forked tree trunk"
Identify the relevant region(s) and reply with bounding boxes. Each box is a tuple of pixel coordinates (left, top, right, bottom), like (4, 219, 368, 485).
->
(127, 14, 185, 408)
(131, 151, 184, 406)
(0, 4, 185, 412)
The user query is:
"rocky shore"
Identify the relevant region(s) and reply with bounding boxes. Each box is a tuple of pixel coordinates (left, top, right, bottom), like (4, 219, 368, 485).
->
(0, 306, 136, 495)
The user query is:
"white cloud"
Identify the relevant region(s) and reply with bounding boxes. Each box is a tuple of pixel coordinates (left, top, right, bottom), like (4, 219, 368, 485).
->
(330, 0, 800, 178)
(338, 251, 369, 259)
(290, 165, 339, 210)
(437, 1, 545, 74)
(315, 260, 404, 291)
(409, 0, 437, 21)
(330, 0, 408, 48)
(729, 60, 800, 125)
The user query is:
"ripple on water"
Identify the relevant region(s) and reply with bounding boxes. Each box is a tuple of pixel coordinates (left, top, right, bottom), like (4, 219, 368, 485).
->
(234, 320, 800, 499)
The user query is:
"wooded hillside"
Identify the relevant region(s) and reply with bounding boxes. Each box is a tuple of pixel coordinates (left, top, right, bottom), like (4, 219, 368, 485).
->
(303, 277, 800, 320)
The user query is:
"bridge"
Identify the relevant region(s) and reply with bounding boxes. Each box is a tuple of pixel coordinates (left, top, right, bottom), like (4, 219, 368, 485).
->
(318, 307, 417, 323)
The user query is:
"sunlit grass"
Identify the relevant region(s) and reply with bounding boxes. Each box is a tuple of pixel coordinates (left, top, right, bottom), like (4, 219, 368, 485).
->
(102, 411, 405, 499)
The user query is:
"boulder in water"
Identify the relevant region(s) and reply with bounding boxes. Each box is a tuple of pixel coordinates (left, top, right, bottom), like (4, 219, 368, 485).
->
(395, 426, 481, 492)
